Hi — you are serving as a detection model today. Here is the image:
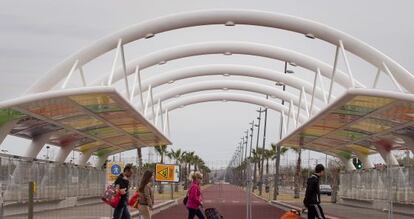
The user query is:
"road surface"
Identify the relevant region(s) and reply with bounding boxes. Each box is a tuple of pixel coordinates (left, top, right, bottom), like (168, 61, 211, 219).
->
(154, 184, 286, 219)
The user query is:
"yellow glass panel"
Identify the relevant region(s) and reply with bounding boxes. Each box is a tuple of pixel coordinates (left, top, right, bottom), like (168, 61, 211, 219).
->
(100, 111, 137, 125)
(347, 96, 394, 109)
(60, 115, 104, 130)
(105, 135, 134, 145)
(69, 94, 116, 105)
(351, 118, 395, 133)
(78, 141, 105, 153)
(303, 126, 335, 136)
(87, 127, 123, 138)
(346, 144, 373, 155)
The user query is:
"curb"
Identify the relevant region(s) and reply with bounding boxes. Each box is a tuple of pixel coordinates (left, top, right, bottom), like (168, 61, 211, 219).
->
(271, 200, 341, 219)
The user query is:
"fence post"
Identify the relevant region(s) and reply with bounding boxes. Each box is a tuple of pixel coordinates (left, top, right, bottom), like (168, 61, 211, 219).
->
(28, 181, 34, 219)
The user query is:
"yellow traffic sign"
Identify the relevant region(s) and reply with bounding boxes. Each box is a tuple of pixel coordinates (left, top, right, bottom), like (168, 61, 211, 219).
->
(155, 164, 180, 182)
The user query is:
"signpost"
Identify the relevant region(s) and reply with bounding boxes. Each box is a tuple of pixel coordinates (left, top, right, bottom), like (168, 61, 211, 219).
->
(155, 164, 180, 183)
(155, 164, 180, 200)
(106, 162, 125, 184)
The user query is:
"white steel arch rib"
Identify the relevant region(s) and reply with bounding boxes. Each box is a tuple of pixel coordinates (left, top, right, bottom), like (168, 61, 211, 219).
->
(147, 80, 321, 114)
(93, 41, 363, 88)
(138, 64, 329, 101)
(147, 92, 308, 123)
(26, 9, 414, 93)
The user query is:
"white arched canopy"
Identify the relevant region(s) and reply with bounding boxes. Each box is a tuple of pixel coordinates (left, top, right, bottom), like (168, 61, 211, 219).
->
(148, 80, 320, 114)
(26, 9, 414, 93)
(93, 41, 363, 89)
(147, 92, 308, 123)
(138, 64, 330, 101)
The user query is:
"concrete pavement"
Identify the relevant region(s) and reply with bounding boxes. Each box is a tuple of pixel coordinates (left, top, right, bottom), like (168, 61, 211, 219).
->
(154, 184, 287, 219)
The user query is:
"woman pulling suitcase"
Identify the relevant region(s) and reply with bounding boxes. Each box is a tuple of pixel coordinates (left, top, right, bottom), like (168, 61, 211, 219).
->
(186, 171, 205, 219)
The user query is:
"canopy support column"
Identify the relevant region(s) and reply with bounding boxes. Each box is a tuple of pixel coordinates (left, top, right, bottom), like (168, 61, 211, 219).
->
(375, 144, 399, 166)
(55, 143, 76, 163)
(24, 132, 55, 158)
(340, 157, 356, 171)
(78, 151, 93, 166)
(96, 155, 109, 169)
(0, 120, 18, 145)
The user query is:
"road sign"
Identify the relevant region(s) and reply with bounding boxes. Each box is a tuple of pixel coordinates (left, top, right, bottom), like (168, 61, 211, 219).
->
(107, 162, 125, 183)
(155, 164, 180, 183)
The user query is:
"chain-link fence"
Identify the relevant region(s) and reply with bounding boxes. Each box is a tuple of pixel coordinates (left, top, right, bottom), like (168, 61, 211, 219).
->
(339, 166, 414, 203)
(0, 154, 114, 219)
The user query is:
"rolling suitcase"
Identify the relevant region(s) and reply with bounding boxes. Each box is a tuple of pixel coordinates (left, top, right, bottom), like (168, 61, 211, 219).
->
(204, 208, 223, 219)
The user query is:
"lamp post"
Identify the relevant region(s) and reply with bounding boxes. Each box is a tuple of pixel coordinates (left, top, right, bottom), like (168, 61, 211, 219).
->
(249, 121, 254, 158)
(274, 61, 295, 200)
(252, 109, 263, 192)
(259, 95, 269, 196)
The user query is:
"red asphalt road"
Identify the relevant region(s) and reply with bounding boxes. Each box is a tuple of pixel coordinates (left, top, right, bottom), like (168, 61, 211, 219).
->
(154, 184, 286, 219)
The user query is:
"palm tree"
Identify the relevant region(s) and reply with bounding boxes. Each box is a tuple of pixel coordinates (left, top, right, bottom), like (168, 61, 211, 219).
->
(169, 149, 183, 192)
(271, 144, 290, 200)
(251, 149, 261, 191)
(181, 151, 195, 190)
(154, 145, 168, 163)
(154, 145, 168, 193)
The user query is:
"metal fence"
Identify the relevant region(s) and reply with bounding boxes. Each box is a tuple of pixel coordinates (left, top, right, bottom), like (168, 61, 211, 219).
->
(0, 154, 113, 218)
(339, 166, 414, 203)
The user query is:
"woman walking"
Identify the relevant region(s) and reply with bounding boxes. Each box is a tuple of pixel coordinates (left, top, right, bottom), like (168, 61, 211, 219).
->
(187, 171, 205, 219)
(137, 170, 154, 219)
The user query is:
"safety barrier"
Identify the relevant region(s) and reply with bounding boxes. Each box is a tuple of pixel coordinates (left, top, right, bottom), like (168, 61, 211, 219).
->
(339, 166, 414, 203)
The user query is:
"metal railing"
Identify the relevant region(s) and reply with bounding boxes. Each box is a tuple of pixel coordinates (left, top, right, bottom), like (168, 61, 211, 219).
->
(339, 166, 414, 203)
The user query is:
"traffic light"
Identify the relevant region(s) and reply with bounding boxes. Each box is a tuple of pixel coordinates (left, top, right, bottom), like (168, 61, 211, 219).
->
(352, 158, 363, 169)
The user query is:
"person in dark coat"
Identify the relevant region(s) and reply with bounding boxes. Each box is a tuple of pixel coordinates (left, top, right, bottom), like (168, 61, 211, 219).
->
(303, 164, 326, 219)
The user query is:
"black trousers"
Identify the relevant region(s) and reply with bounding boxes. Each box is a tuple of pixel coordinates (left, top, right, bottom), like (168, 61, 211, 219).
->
(307, 204, 325, 219)
(187, 207, 205, 219)
(113, 200, 131, 219)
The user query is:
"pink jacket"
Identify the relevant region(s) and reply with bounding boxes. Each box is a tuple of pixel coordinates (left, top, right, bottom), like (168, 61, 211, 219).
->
(186, 181, 202, 209)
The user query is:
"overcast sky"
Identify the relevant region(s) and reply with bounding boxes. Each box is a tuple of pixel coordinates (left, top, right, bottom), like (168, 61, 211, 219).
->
(0, 0, 413, 168)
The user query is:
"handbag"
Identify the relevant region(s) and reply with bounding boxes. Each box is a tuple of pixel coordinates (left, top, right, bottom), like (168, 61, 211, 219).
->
(128, 192, 140, 207)
(183, 187, 190, 206)
(101, 184, 121, 208)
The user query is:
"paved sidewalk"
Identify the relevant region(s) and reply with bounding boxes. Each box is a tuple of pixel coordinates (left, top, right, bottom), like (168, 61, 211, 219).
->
(281, 199, 413, 219)
(154, 184, 286, 219)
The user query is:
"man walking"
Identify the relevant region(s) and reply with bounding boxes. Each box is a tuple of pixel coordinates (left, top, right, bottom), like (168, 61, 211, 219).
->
(113, 164, 133, 219)
(303, 164, 326, 219)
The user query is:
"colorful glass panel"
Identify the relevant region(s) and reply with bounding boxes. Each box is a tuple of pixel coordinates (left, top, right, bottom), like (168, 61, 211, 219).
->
(59, 115, 104, 130)
(78, 141, 105, 153)
(326, 129, 368, 141)
(350, 118, 397, 133)
(20, 98, 84, 120)
(335, 96, 393, 116)
(372, 102, 414, 123)
(69, 94, 122, 113)
(99, 111, 137, 125)
(87, 127, 123, 139)
(104, 135, 134, 145)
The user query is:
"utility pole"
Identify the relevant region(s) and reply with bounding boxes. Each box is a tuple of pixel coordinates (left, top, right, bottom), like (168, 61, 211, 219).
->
(249, 121, 254, 158)
(244, 131, 249, 163)
(274, 61, 289, 200)
(259, 96, 269, 196)
(253, 109, 263, 192)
